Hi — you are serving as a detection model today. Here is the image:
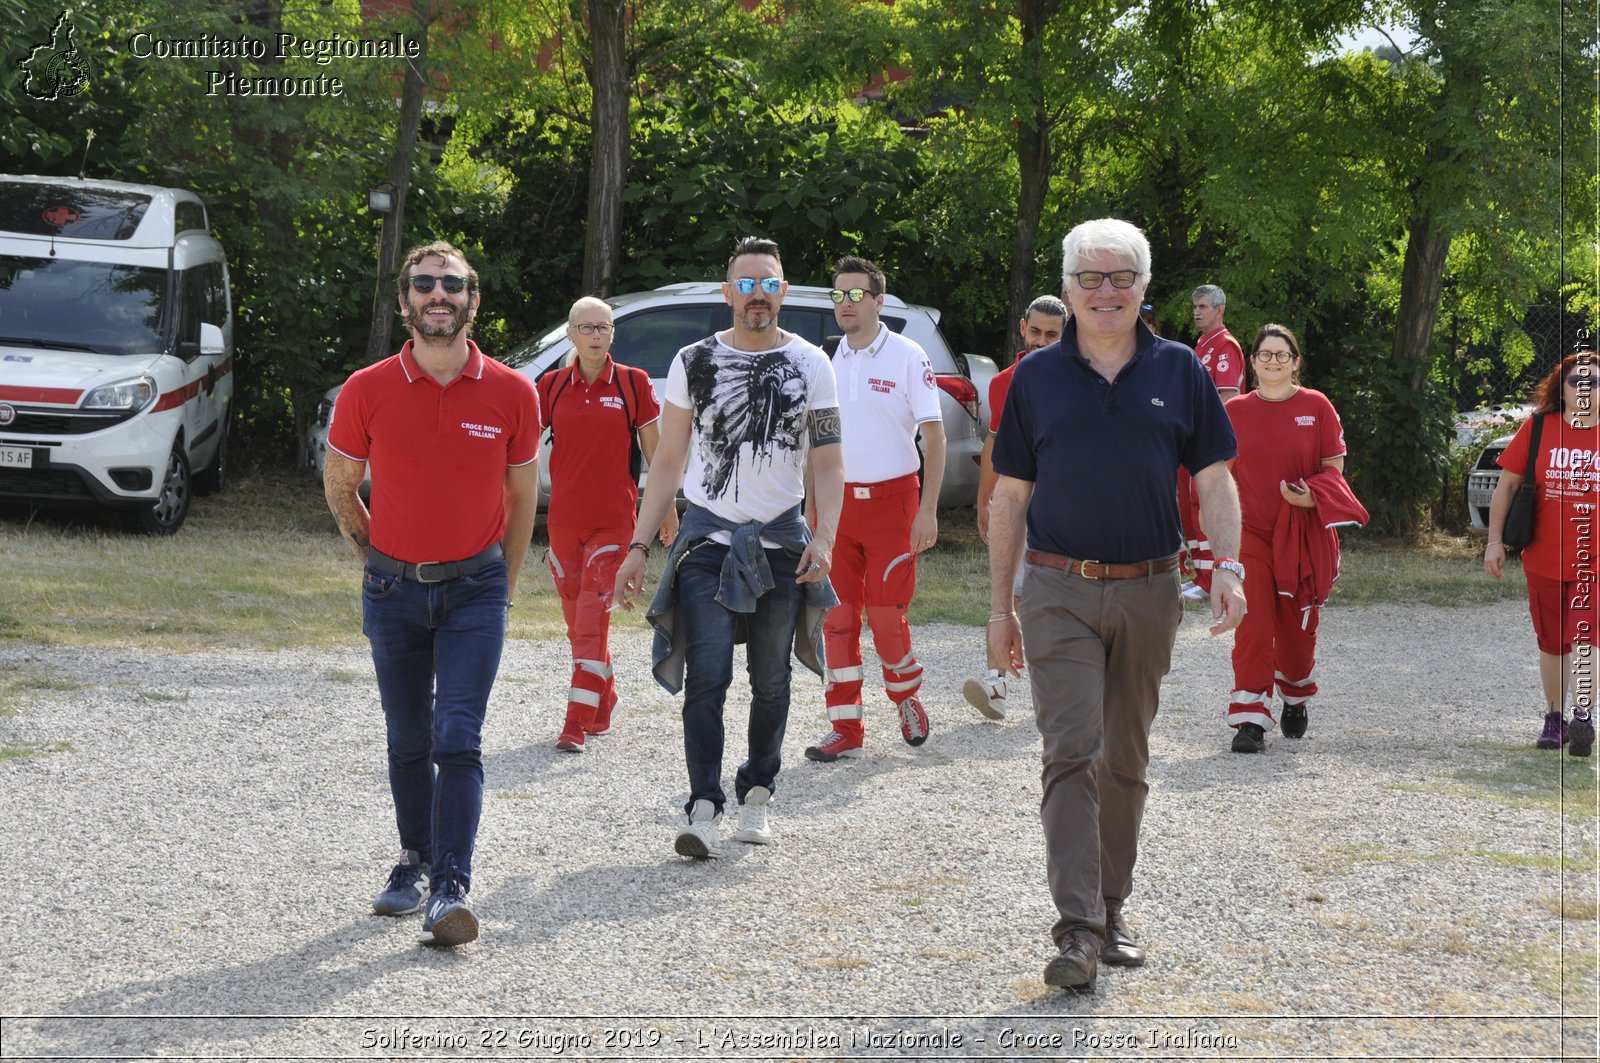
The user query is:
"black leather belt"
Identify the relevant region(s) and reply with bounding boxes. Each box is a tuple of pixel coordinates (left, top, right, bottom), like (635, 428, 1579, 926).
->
(368, 543, 502, 584)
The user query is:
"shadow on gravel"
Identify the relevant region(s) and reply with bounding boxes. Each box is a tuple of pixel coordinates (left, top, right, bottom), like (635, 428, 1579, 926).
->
(25, 918, 406, 1058)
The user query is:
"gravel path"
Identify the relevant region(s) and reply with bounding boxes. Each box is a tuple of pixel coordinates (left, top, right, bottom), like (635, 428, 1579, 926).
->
(1, 599, 1595, 1061)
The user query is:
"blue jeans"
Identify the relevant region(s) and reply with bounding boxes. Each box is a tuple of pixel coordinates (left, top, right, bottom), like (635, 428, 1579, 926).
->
(362, 558, 507, 893)
(675, 541, 804, 814)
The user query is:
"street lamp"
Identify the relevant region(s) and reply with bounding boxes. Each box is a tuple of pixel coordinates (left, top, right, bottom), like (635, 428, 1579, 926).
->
(368, 182, 395, 215)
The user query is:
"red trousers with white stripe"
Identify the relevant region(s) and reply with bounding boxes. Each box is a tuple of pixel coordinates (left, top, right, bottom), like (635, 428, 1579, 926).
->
(1227, 529, 1319, 730)
(546, 523, 628, 722)
(1178, 466, 1213, 593)
(823, 475, 922, 734)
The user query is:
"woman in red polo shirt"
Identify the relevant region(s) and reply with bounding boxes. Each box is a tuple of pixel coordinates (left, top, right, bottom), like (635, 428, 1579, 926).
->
(1223, 323, 1359, 754)
(1485, 349, 1600, 757)
(538, 297, 677, 752)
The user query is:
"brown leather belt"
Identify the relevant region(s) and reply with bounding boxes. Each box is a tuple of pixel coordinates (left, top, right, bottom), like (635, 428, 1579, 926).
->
(1025, 549, 1180, 581)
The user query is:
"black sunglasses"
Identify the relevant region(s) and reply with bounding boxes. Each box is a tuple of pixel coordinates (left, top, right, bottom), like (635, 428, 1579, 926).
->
(410, 274, 468, 295)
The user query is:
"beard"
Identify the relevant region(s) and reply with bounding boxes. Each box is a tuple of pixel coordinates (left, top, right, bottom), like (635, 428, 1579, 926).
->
(405, 298, 471, 340)
(736, 302, 776, 333)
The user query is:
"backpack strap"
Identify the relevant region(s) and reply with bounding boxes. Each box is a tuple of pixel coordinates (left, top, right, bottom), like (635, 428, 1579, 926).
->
(539, 363, 576, 439)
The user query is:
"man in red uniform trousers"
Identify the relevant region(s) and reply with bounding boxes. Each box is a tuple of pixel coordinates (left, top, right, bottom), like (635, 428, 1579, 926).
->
(804, 255, 946, 761)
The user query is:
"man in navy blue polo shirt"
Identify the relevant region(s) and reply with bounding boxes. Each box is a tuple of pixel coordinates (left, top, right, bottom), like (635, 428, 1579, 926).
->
(987, 218, 1246, 992)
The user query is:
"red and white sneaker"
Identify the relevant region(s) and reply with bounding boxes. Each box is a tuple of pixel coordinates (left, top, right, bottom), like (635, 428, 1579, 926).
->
(555, 705, 588, 753)
(586, 693, 623, 736)
(897, 695, 930, 747)
(804, 729, 864, 762)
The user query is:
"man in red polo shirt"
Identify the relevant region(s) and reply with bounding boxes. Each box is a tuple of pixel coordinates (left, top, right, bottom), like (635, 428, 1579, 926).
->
(324, 241, 540, 948)
(538, 296, 678, 753)
(1179, 284, 1244, 599)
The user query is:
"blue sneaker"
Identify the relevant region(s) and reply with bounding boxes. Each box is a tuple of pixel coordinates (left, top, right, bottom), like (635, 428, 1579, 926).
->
(421, 879, 478, 946)
(371, 849, 429, 916)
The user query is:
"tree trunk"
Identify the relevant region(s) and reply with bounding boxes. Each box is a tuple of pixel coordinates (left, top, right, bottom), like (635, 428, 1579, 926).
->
(582, 0, 629, 297)
(1392, 206, 1452, 392)
(365, 2, 432, 365)
(1004, 0, 1056, 366)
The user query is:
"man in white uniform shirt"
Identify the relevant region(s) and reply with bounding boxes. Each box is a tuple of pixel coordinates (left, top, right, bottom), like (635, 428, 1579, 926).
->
(805, 255, 946, 762)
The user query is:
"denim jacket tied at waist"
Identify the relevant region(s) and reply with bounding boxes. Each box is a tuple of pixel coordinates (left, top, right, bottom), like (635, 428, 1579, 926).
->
(645, 501, 839, 694)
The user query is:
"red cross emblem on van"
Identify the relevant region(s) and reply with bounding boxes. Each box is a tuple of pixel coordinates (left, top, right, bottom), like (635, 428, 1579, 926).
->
(41, 205, 81, 229)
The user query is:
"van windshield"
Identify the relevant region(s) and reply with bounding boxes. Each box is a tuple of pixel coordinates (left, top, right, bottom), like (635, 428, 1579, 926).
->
(0, 255, 166, 356)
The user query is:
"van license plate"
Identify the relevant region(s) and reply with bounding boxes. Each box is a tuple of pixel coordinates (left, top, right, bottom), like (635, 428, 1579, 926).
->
(0, 446, 32, 468)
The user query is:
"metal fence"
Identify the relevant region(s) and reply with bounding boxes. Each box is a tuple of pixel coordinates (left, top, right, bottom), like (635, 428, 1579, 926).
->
(1443, 301, 1593, 411)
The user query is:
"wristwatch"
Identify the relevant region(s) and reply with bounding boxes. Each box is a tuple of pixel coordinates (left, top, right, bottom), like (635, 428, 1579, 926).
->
(1214, 558, 1246, 583)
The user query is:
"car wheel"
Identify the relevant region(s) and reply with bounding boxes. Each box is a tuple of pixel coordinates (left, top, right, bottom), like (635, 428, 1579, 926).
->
(127, 444, 192, 535)
(194, 409, 228, 496)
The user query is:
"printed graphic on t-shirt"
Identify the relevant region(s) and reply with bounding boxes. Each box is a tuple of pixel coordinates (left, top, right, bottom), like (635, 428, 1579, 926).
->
(681, 339, 810, 501)
(1543, 446, 1600, 500)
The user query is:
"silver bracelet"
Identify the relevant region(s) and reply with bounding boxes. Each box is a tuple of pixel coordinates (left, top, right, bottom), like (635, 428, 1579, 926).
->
(987, 612, 1017, 623)
(1486, 540, 1503, 548)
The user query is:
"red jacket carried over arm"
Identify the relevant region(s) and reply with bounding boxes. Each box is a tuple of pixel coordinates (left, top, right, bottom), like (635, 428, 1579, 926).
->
(1271, 467, 1370, 626)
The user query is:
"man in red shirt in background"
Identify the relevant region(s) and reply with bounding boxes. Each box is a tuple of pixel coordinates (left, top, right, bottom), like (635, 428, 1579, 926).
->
(962, 294, 1068, 720)
(538, 296, 678, 754)
(1179, 284, 1243, 600)
(324, 241, 541, 948)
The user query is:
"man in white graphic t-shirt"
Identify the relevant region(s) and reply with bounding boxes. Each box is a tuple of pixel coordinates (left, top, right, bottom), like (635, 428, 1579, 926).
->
(804, 254, 945, 763)
(615, 236, 844, 859)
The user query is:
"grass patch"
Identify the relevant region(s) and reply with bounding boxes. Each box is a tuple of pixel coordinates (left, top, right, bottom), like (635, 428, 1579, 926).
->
(135, 690, 188, 703)
(0, 474, 1529, 650)
(0, 671, 85, 716)
(1535, 891, 1599, 920)
(0, 739, 76, 762)
(1388, 742, 1599, 818)
(1315, 840, 1595, 875)
(0, 469, 634, 652)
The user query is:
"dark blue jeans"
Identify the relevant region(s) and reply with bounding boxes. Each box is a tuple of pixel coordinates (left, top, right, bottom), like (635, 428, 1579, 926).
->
(675, 541, 804, 814)
(362, 557, 507, 893)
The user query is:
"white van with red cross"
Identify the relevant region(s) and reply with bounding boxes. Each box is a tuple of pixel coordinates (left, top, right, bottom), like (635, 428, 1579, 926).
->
(0, 176, 233, 533)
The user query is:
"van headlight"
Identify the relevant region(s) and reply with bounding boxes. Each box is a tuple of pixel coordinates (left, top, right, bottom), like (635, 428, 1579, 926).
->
(83, 375, 157, 413)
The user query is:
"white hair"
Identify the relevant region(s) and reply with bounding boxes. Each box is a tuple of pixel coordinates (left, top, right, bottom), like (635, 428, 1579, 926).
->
(1061, 218, 1151, 281)
(567, 295, 612, 324)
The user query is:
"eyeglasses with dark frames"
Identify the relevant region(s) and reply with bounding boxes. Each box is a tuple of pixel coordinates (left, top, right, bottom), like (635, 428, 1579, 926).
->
(1069, 269, 1139, 290)
(570, 322, 614, 336)
(830, 288, 874, 304)
(409, 274, 468, 295)
(1253, 349, 1296, 363)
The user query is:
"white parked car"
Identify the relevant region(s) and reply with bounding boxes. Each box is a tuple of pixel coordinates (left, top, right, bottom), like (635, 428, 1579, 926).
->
(310, 282, 996, 510)
(1457, 404, 1534, 532)
(0, 176, 233, 533)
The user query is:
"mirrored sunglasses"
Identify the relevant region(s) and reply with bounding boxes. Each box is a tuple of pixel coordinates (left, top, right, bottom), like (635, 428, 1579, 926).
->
(830, 288, 872, 304)
(733, 277, 783, 296)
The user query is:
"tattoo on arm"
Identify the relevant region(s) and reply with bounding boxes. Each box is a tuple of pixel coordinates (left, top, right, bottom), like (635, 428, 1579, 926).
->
(323, 453, 371, 555)
(809, 407, 842, 448)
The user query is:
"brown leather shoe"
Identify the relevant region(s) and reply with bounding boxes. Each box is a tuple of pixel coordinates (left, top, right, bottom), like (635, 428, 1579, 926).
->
(1101, 907, 1146, 967)
(1042, 932, 1098, 992)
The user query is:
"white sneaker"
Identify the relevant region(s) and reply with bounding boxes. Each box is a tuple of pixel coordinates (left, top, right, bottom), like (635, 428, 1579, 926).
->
(1180, 580, 1207, 601)
(674, 798, 723, 859)
(962, 669, 1009, 720)
(732, 786, 773, 845)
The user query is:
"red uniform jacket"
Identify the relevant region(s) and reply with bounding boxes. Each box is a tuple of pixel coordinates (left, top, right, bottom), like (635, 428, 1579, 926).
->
(1271, 467, 1370, 626)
